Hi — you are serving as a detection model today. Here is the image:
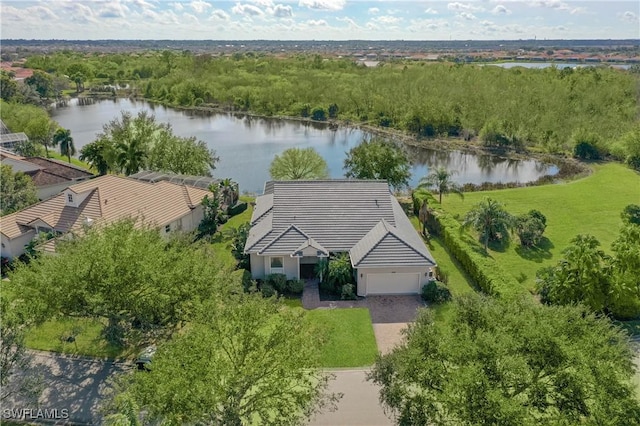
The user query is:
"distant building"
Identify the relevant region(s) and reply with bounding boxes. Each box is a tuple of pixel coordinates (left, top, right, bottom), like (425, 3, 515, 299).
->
(1, 149, 94, 200)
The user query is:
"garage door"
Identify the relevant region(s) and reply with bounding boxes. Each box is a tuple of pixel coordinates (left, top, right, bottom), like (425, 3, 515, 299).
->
(366, 273, 420, 295)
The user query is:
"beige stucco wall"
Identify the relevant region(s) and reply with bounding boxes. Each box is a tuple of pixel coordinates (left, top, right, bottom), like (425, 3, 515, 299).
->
(1, 230, 36, 259)
(355, 266, 432, 296)
(250, 254, 299, 280)
(161, 206, 205, 237)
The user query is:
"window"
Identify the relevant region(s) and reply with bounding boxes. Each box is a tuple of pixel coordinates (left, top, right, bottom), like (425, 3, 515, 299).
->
(67, 194, 74, 203)
(165, 224, 171, 233)
(270, 256, 284, 273)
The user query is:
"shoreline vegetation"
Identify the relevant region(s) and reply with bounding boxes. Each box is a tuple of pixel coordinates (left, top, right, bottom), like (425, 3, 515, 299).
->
(69, 92, 594, 187)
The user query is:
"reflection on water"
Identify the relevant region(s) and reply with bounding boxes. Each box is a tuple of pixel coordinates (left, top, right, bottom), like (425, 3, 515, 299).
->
(51, 98, 557, 194)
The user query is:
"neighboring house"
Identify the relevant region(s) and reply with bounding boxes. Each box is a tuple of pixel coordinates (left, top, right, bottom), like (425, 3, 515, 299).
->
(1, 149, 94, 200)
(245, 180, 436, 296)
(0, 174, 210, 259)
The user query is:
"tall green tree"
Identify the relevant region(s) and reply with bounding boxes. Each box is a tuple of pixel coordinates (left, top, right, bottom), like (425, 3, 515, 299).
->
(536, 234, 612, 313)
(53, 127, 75, 163)
(24, 70, 55, 99)
(105, 294, 338, 425)
(8, 220, 228, 344)
(0, 101, 57, 155)
(146, 131, 218, 176)
(116, 136, 147, 176)
(462, 197, 514, 252)
(0, 165, 39, 216)
(343, 139, 411, 191)
(368, 295, 640, 425)
(418, 167, 463, 204)
(269, 147, 329, 180)
(79, 138, 114, 175)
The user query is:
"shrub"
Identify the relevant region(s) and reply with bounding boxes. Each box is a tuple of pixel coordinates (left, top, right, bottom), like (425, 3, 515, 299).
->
(261, 283, 276, 298)
(421, 281, 452, 304)
(610, 296, 640, 320)
(435, 212, 520, 298)
(341, 284, 357, 300)
(266, 273, 287, 293)
(328, 103, 339, 119)
(311, 107, 326, 121)
(515, 210, 547, 247)
(319, 279, 336, 295)
(232, 269, 256, 293)
(227, 202, 248, 217)
(286, 279, 305, 295)
(573, 141, 601, 160)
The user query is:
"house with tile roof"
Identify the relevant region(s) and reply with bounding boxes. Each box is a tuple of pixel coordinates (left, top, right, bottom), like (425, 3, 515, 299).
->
(0, 174, 210, 259)
(1, 149, 94, 200)
(245, 180, 436, 296)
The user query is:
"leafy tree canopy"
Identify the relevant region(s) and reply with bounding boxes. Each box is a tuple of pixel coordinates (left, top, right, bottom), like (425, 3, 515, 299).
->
(269, 147, 329, 180)
(418, 167, 463, 204)
(0, 164, 38, 216)
(344, 139, 411, 191)
(88, 111, 218, 176)
(8, 220, 230, 344)
(462, 197, 514, 252)
(105, 294, 338, 425)
(368, 295, 640, 426)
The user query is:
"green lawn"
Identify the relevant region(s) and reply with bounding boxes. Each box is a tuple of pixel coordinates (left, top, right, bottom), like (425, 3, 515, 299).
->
(210, 197, 254, 267)
(47, 151, 94, 171)
(304, 308, 378, 368)
(25, 317, 139, 359)
(439, 163, 640, 292)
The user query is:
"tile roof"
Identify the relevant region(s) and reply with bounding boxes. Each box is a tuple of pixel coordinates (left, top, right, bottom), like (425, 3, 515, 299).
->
(25, 157, 94, 180)
(0, 175, 210, 240)
(349, 219, 435, 268)
(245, 180, 435, 268)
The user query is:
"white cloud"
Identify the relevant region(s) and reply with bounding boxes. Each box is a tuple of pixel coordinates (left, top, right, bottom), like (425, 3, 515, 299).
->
(190, 0, 211, 14)
(99, 2, 128, 18)
(131, 0, 156, 9)
(425, 8, 438, 15)
(368, 7, 379, 15)
(491, 5, 511, 15)
(306, 19, 328, 26)
(459, 11, 476, 20)
(447, 2, 483, 12)
(570, 7, 587, 15)
(169, 2, 184, 12)
(620, 11, 639, 23)
(371, 15, 403, 25)
(336, 16, 359, 29)
(31, 5, 60, 20)
(183, 12, 199, 24)
(299, 0, 346, 12)
(528, 1, 569, 11)
(273, 4, 293, 18)
(209, 9, 230, 21)
(232, 4, 265, 17)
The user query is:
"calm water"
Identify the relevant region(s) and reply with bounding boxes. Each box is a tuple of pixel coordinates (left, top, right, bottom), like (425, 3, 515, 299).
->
(51, 98, 557, 194)
(489, 62, 631, 70)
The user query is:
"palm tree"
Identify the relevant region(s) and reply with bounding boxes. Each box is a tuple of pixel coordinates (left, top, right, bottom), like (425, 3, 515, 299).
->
(116, 138, 147, 176)
(79, 139, 113, 175)
(418, 167, 464, 204)
(462, 197, 514, 252)
(219, 178, 239, 207)
(53, 128, 75, 163)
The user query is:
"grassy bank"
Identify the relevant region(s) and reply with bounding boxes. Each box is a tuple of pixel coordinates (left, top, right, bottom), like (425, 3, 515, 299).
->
(440, 162, 639, 292)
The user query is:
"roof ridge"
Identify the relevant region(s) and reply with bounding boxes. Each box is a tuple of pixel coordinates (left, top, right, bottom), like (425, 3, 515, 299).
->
(257, 224, 309, 255)
(181, 185, 193, 208)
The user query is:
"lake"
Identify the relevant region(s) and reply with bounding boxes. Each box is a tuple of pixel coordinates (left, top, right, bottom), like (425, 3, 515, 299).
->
(51, 98, 558, 194)
(488, 62, 631, 70)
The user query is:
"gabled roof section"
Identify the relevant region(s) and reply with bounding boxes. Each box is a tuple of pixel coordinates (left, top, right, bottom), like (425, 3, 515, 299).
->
(350, 219, 436, 268)
(293, 238, 329, 258)
(250, 194, 273, 226)
(0, 175, 210, 241)
(244, 212, 273, 252)
(257, 224, 309, 255)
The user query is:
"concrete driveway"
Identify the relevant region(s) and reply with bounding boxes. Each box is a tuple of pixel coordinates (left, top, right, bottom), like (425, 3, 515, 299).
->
(308, 369, 393, 426)
(367, 295, 424, 355)
(4, 351, 129, 424)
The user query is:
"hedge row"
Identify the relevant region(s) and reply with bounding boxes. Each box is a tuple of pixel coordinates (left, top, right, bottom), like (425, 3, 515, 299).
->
(433, 213, 521, 298)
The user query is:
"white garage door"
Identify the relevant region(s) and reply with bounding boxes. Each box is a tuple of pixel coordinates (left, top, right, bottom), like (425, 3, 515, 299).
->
(366, 272, 420, 295)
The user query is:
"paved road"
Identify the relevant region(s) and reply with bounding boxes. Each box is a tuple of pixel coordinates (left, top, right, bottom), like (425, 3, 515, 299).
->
(3, 351, 129, 425)
(309, 369, 393, 426)
(5, 353, 391, 425)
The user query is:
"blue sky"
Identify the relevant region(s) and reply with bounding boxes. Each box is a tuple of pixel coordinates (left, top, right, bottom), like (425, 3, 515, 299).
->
(1, 1, 639, 40)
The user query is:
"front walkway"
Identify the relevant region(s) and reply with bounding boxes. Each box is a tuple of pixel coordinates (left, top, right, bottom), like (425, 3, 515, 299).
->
(302, 280, 424, 355)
